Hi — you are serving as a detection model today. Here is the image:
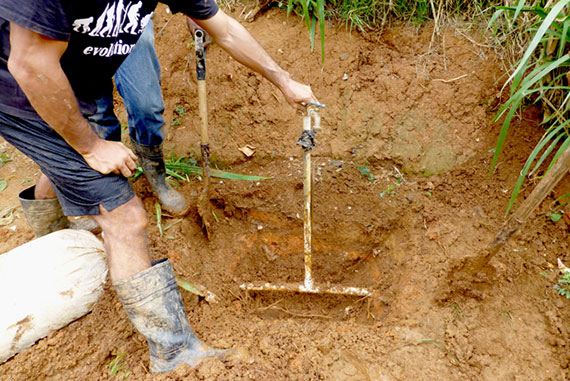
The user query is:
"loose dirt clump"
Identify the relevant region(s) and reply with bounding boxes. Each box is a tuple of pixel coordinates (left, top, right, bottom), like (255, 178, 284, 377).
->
(1, 4, 570, 380)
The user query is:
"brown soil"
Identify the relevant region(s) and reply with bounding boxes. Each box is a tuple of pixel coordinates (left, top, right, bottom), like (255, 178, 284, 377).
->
(2, 4, 570, 380)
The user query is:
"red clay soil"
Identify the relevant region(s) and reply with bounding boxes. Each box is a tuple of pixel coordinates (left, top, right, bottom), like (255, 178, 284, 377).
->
(1, 3, 570, 380)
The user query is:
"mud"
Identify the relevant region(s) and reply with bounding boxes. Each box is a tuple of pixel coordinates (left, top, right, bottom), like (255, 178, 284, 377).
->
(1, 3, 570, 380)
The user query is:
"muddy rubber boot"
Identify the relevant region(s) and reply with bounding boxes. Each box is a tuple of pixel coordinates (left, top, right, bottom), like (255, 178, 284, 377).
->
(131, 140, 188, 216)
(18, 186, 68, 237)
(18, 186, 101, 237)
(114, 259, 230, 373)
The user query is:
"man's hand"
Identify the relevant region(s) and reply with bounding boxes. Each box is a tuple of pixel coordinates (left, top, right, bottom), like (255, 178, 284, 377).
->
(277, 76, 318, 111)
(192, 11, 320, 110)
(8, 23, 129, 173)
(82, 139, 138, 177)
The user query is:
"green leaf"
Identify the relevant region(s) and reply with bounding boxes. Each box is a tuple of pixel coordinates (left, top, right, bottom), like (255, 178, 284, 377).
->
(177, 278, 203, 295)
(287, 0, 294, 18)
(512, 0, 526, 23)
(310, 16, 316, 52)
(492, 54, 570, 174)
(176, 277, 219, 303)
(551, 213, 562, 222)
(166, 161, 272, 181)
(155, 201, 163, 237)
(558, 18, 570, 58)
(318, 0, 325, 64)
(487, 8, 505, 32)
(301, 0, 311, 32)
(508, 0, 570, 91)
(0, 179, 7, 193)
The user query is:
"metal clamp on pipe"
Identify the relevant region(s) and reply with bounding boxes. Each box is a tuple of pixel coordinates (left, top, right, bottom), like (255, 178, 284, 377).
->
(296, 106, 322, 150)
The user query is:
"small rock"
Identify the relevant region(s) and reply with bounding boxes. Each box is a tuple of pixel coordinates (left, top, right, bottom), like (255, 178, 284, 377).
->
(340, 53, 349, 60)
(342, 73, 349, 81)
(329, 160, 344, 168)
(406, 195, 415, 203)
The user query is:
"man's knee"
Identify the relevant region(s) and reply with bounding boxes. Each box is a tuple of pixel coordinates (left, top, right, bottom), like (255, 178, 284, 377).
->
(95, 197, 147, 234)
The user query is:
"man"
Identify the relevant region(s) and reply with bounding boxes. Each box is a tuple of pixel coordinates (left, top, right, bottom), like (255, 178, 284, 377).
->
(21, 19, 185, 235)
(0, 0, 318, 374)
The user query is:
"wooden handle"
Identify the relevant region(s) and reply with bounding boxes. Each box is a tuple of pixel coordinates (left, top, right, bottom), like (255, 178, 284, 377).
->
(197, 80, 208, 145)
(489, 145, 570, 257)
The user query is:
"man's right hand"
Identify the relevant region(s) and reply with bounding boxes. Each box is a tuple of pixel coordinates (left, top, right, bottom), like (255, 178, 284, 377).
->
(8, 24, 138, 178)
(82, 139, 138, 178)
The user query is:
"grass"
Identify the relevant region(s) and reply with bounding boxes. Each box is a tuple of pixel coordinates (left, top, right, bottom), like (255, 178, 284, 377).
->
(357, 165, 375, 181)
(132, 153, 272, 183)
(242, 1, 504, 63)
(487, 1, 570, 215)
(108, 353, 132, 379)
(155, 201, 163, 237)
(554, 271, 570, 298)
(0, 150, 12, 167)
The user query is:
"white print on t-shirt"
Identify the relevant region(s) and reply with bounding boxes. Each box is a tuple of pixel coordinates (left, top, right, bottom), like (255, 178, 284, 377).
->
(74, 0, 150, 38)
(73, 1, 153, 57)
(72, 17, 94, 33)
(83, 39, 136, 57)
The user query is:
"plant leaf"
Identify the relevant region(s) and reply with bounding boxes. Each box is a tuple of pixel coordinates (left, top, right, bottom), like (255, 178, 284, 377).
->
(508, 0, 570, 91)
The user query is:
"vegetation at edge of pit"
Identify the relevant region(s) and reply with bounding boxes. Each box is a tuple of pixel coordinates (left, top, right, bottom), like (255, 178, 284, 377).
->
(234, 0, 505, 63)
(487, 1, 570, 215)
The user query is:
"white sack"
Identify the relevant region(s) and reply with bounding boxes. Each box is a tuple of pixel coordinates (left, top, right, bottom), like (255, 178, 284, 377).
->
(0, 229, 108, 363)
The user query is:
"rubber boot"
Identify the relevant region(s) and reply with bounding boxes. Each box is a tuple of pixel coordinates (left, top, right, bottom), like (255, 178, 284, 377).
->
(131, 140, 188, 215)
(18, 186, 101, 237)
(114, 259, 230, 373)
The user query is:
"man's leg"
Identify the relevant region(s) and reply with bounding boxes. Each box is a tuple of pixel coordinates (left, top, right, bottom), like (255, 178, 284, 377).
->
(0, 111, 228, 372)
(92, 196, 151, 282)
(35, 173, 57, 199)
(115, 20, 188, 215)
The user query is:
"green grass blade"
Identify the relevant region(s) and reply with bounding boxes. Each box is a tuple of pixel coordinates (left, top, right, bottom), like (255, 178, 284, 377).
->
(491, 99, 521, 173)
(318, 0, 325, 64)
(210, 168, 272, 181)
(310, 16, 316, 52)
(558, 18, 570, 58)
(505, 137, 549, 215)
(287, 0, 294, 17)
(512, 0, 527, 25)
(530, 133, 566, 177)
(546, 136, 570, 173)
(497, 55, 570, 121)
(155, 201, 163, 237)
(302, 0, 311, 31)
(529, 121, 570, 176)
(487, 8, 505, 31)
(165, 161, 272, 181)
(508, 0, 570, 91)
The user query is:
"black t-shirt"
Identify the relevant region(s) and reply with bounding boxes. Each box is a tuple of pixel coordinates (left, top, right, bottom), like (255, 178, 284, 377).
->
(0, 0, 218, 120)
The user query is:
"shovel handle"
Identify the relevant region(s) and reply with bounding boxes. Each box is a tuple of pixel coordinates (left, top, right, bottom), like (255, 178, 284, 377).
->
(197, 80, 208, 145)
(194, 29, 208, 145)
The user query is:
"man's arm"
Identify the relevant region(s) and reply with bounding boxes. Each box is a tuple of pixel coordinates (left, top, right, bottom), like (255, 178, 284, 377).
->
(192, 10, 318, 110)
(7, 23, 137, 177)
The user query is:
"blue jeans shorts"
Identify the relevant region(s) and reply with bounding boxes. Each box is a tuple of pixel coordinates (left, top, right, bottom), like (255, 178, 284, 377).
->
(0, 111, 135, 216)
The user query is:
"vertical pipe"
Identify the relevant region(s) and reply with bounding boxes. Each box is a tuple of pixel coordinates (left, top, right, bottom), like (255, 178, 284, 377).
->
(302, 114, 313, 291)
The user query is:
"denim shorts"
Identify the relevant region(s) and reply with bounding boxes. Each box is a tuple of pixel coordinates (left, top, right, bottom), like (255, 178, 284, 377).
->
(0, 111, 135, 216)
